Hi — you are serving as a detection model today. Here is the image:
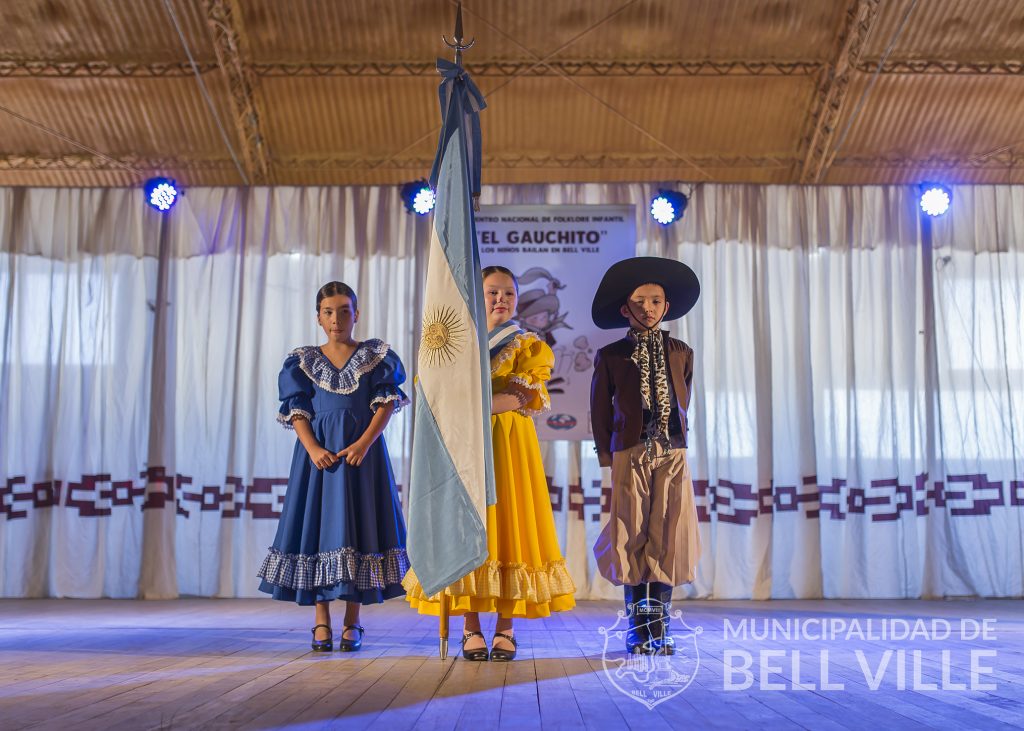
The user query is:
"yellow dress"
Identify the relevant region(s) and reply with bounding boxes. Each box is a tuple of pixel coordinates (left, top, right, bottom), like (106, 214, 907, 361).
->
(403, 332, 577, 618)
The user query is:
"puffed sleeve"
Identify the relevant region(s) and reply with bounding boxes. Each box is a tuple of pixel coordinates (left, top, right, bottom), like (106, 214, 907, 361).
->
(369, 350, 411, 413)
(277, 353, 315, 429)
(506, 336, 553, 417)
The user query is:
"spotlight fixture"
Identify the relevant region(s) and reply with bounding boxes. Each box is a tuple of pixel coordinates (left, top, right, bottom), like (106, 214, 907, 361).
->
(144, 177, 179, 212)
(650, 189, 688, 225)
(401, 179, 436, 215)
(919, 183, 951, 217)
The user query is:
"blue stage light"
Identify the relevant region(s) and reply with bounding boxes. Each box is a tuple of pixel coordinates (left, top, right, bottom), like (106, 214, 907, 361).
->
(145, 177, 179, 212)
(401, 180, 435, 215)
(650, 190, 688, 225)
(920, 183, 951, 217)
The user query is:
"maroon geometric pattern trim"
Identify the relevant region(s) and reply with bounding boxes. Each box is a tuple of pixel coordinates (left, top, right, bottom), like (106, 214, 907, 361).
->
(3, 470, 1021, 525)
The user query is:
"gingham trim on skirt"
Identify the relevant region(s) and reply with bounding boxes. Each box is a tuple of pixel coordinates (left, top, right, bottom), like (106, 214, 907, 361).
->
(257, 545, 410, 591)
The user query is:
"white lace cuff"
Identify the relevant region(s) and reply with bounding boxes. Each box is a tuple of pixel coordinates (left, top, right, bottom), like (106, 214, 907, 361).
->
(508, 375, 551, 416)
(370, 391, 410, 414)
(277, 408, 314, 430)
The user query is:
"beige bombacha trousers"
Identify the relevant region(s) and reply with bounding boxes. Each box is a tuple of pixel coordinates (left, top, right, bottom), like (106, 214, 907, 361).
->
(594, 441, 701, 587)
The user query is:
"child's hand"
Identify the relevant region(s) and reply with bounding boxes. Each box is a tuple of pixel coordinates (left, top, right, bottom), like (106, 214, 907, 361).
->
(492, 391, 527, 414)
(337, 440, 369, 467)
(308, 445, 339, 470)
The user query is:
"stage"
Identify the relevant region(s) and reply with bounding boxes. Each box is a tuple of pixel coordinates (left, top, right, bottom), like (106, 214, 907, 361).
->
(1, 598, 1022, 730)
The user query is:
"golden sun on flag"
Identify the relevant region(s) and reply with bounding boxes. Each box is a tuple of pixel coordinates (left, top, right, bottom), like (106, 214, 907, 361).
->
(420, 305, 467, 367)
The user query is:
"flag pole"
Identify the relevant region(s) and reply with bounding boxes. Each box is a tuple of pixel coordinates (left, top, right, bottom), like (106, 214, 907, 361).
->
(435, 1, 475, 662)
(439, 593, 450, 660)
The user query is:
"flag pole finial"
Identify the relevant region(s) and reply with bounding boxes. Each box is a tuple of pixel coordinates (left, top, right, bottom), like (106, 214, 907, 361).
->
(442, 1, 475, 66)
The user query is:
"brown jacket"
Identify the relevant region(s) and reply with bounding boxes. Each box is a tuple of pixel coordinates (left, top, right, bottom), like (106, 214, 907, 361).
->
(590, 333, 694, 467)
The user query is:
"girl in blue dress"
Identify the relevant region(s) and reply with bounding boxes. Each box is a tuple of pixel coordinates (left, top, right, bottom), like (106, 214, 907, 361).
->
(258, 281, 410, 652)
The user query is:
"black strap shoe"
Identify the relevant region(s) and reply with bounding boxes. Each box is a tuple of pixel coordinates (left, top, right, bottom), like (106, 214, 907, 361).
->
(311, 624, 333, 652)
(338, 624, 364, 652)
(461, 631, 489, 661)
(489, 632, 517, 662)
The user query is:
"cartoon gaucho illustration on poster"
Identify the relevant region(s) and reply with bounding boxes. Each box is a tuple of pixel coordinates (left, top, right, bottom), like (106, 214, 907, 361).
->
(477, 204, 636, 441)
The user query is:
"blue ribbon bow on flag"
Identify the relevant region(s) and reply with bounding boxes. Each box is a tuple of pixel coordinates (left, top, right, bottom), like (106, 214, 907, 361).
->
(431, 58, 486, 197)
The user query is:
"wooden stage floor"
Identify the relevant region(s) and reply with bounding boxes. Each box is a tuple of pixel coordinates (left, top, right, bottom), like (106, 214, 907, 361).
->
(1, 598, 1022, 730)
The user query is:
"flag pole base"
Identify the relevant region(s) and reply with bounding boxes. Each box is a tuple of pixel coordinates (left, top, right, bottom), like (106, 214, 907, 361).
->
(439, 592, 451, 660)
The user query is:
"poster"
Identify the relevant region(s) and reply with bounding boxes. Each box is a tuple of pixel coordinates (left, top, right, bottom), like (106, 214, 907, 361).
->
(477, 204, 636, 441)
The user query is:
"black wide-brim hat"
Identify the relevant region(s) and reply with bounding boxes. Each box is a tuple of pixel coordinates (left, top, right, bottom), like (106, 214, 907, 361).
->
(591, 256, 700, 330)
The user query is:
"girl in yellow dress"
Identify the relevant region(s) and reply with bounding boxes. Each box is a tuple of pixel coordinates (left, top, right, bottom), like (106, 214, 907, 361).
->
(403, 265, 576, 660)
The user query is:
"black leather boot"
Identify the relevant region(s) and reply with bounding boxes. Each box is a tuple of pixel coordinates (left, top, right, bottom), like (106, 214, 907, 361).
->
(649, 582, 675, 655)
(623, 585, 650, 654)
(634, 583, 659, 654)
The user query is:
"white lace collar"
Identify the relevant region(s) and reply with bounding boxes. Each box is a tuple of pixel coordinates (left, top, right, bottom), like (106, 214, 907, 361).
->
(490, 331, 538, 375)
(292, 339, 389, 395)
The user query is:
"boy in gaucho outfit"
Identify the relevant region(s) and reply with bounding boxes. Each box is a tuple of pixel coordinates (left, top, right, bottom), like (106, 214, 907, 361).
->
(589, 256, 701, 654)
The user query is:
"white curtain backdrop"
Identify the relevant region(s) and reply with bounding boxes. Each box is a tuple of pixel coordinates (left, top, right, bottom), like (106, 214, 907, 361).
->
(1, 183, 1021, 600)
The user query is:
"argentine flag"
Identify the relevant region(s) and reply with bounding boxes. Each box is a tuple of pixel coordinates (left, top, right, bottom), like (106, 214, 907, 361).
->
(407, 58, 495, 597)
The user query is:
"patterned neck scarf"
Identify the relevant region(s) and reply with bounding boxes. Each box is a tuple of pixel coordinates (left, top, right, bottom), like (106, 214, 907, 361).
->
(629, 328, 671, 439)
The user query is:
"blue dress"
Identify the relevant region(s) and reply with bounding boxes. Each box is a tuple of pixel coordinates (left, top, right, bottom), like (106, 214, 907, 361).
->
(258, 339, 410, 606)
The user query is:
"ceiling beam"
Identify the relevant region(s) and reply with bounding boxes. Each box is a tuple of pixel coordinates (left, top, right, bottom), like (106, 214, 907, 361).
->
(853, 59, 1024, 75)
(0, 154, 236, 171)
(3, 152, 1020, 180)
(273, 153, 1021, 172)
(5, 57, 1024, 79)
(0, 61, 217, 77)
(798, 0, 882, 184)
(0, 153, 798, 172)
(203, 0, 270, 183)
(6, 56, 1024, 80)
(251, 60, 823, 77)
(833, 152, 1024, 169)
(0, 58, 822, 78)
